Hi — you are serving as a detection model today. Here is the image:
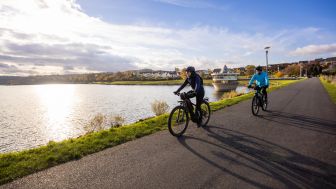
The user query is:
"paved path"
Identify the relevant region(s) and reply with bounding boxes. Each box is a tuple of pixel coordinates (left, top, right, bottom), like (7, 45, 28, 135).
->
(2, 78, 336, 189)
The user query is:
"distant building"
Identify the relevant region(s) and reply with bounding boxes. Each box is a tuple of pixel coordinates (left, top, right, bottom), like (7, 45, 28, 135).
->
(135, 69, 179, 79)
(213, 68, 221, 74)
(321, 57, 336, 64)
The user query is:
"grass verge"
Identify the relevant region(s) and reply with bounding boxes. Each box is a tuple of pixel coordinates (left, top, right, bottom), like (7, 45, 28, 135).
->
(0, 79, 302, 185)
(320, 77, 336, 104)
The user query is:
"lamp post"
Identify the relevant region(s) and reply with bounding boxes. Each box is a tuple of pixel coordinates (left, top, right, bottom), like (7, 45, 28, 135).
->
(264, 46, 270, 74)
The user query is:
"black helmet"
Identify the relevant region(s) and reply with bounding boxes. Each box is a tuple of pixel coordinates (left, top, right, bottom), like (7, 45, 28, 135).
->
(256, 66, 262, 71)
(186, 66, 195, 72)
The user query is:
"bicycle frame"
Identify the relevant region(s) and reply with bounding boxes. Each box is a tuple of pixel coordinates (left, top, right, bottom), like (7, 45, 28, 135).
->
(168, 92, 211, 136)
(252, 86, 265, 106)
(177, 92, 208, 122)
(178, 98, 196, 120)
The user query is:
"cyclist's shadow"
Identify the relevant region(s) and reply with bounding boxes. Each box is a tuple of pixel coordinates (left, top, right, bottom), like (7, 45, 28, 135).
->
(177, 125, 336, 189)
(259, 110, 336, 135)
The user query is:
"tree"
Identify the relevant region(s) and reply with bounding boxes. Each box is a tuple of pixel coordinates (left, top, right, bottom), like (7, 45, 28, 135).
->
(179, 68, 187, 79)
(284, 64, 300, 76)
(207, 69, 213, 75)
(245, 65, 256, 76)
(307, 63, 322, 76)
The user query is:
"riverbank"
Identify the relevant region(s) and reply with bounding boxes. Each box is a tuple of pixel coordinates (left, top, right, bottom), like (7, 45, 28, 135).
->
(94, 79, 213, 86)
(320, 76, 336, 103)
(94, 79, 297, 86)
(0, 79, 303, 185)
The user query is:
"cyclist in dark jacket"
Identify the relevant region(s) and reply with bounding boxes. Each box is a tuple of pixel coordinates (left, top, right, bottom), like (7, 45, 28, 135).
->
(174, 66, 205, 125)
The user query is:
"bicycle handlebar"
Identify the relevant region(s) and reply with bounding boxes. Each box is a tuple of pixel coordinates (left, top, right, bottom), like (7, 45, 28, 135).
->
(248, 84, 267, 90)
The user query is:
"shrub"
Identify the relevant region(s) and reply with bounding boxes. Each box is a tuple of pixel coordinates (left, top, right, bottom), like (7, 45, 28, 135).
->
(274, 71, 284, 78)
(84, 113, 107, 133)
(151, 100, 169, 116)
(109, 115, 126, 127)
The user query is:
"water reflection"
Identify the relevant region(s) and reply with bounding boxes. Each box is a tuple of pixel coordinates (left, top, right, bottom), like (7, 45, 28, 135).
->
(211, 86, 252, 100)
(1, 84, 250, 153)
(34, 85, 77, 141)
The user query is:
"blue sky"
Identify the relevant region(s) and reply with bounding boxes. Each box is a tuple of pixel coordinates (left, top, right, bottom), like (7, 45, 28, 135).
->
(78, 0, 336, 31)
(0, 0, 336, 75)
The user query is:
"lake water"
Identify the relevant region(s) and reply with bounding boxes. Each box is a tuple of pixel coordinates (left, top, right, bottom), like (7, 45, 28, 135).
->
(0, 84, 249, 153)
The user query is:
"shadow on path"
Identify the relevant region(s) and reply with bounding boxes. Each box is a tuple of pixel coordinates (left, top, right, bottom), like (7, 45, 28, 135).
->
(178, 125, 336, 189)
(259, 110, 336, 135)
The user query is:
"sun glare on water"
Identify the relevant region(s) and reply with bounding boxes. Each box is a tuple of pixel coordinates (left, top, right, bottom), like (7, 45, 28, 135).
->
(34, 84, 77, 141)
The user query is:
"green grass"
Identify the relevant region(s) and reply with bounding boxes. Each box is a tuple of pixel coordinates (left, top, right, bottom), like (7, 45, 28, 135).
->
(238, 79, 299, 86)
(320, 77, 336, 104)
(0, 79, 302, 185)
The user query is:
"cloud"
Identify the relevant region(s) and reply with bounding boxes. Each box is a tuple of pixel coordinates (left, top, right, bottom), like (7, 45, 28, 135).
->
(290, 43, 336, 56)
(0, 63, 39, 75)
(0, 63, 13, 68)
(63, 65, 74, 70)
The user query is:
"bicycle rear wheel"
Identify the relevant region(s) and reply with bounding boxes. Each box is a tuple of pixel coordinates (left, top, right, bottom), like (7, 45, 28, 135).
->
(261, 95, 268, 111)
(200, 100, 211, 127)
(168, 106, 189, 137)
(252, 96, 260, 116)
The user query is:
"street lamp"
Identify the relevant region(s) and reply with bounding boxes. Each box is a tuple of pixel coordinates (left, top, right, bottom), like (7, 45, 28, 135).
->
(264, 46, 270, 74)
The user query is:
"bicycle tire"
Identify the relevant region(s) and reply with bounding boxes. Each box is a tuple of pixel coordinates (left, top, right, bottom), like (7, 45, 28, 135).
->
(261, 95, 268, 111)
(252, 96, 259, 116)
(168, 106, 189, 137)
(200, 100, 211, 127)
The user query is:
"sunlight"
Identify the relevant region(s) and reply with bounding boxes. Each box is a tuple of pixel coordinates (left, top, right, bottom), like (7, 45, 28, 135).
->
(34, 84, 77, 141)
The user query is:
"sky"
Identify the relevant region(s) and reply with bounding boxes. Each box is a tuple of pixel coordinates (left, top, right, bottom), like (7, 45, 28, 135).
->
(0, 0, 336, 76)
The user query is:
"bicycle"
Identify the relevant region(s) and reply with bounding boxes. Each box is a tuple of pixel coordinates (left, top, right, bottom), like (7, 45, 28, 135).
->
(248, 85, 268, 116)
(168, 91, 211, 137)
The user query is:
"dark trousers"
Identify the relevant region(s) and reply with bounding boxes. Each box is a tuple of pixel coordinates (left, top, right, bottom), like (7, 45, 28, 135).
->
(262, 87, 267, 100)
(258, 87, 267, 101)
(186, 89, 205, 122)
(256, 86, 268, 100)
(196, 90, 205, 118)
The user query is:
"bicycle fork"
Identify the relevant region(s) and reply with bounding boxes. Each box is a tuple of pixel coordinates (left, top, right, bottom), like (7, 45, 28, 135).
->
(176, 106, 186, 123)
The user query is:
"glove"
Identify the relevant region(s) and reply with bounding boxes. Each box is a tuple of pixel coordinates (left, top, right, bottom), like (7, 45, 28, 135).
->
(248, 85, 252, 88)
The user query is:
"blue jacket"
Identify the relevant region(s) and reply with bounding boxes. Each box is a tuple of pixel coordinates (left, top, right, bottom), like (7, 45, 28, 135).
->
(249, 72, 269, 87)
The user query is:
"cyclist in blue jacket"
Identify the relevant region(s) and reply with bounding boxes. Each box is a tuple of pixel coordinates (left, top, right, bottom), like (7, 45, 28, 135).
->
(174, 66, 204, 125)
(248, 66, 269, 101)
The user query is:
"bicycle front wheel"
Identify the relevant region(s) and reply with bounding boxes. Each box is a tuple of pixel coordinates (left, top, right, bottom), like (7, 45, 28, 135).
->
(168, 106, 189, 137)
(252, 96, 260, 116)
(200, 100, 211, 127)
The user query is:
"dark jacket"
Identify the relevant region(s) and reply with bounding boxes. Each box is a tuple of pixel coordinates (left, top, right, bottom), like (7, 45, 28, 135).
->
(176, 72, 204, 95)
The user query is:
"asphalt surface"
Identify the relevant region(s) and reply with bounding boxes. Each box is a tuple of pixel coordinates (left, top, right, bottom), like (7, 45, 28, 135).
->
(2, 78, 336, 189)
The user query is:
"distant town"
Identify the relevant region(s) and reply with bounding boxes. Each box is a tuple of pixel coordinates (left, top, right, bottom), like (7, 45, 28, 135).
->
(0, 57, 335, 85)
